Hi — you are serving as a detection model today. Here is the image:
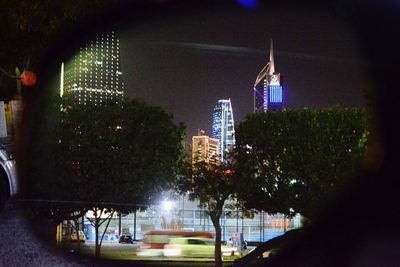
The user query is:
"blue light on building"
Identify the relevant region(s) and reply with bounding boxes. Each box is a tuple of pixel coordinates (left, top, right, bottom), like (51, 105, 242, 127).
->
(212, 99, 235, 162)
(269, 85, 283, 103)
(253, 39, 284, 112)
(236, 0, 259, 9)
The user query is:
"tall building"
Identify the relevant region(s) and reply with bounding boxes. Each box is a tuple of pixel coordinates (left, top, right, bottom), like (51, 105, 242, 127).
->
(212, 99, 235, 162)
(253, 39, 283, 112)
(192, 129, 219, 165)
(60, 31, 124, 105)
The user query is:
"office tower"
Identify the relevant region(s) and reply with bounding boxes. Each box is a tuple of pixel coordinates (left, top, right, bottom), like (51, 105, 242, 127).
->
(212, 99, 235, 162)
(60, 31, 124, 104)
(253, 39, 283, 112)
(192, 129, 219, 165)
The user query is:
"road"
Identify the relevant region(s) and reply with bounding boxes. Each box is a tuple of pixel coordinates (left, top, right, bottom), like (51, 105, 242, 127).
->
(65, 239, 243, 262)
(65, 240, 141, 259)
(0, 203, 239, 266)
(0, 202, 94, 267)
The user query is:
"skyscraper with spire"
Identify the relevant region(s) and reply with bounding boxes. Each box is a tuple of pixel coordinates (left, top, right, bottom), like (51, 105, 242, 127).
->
(253, 39, 283, 112)
(212, 99, 235, 162)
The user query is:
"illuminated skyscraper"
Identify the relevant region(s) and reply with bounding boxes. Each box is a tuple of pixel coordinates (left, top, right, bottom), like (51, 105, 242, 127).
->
(60, 31, 124, 104)
(253, 39, 283, 112)
(192, 129, 219, 165)
(212, 99, 235, 162)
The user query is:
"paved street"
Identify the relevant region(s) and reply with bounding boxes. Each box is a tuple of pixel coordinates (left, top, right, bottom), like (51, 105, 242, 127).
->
(0, 203, 241, 266)
(64, 240, 141, 259)
(0, 203, 94, 267)
(64, 239, 244, 262)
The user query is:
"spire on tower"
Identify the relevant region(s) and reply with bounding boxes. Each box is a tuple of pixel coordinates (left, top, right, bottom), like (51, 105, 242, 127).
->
(269, 39, 275, 75)
(253, 39, 276, 87)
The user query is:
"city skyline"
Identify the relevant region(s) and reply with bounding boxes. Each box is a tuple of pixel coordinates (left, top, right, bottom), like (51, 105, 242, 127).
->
(119, 7, 368, 143)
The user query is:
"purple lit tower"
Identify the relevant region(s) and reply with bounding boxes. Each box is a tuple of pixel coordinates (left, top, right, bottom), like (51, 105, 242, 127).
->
(253, 39, 283, 112)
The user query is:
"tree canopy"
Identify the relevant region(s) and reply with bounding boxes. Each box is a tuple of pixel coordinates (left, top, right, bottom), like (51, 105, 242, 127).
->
(177, 159, 236, 267)
(28, 94, 184, 207)
(24, 95, 185, 252)
(233, 107, 369, 221)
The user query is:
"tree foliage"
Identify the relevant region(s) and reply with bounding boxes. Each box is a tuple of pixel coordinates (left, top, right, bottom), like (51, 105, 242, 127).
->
(233, 107, 369, 221)
(25, 94, 185, 255)
(177, 159, 236, 267)
(28, 95, 184, 203)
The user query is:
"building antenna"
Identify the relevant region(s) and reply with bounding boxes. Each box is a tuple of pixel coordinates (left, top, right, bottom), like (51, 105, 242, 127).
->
(269, 39, 275, 75)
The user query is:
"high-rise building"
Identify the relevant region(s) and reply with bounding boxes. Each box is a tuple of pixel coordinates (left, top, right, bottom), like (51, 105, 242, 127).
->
(253, 39, 283, 112)
(60, 31, 124, 105)
(192, 129, 219, 165)
(212, 99, 235, 162)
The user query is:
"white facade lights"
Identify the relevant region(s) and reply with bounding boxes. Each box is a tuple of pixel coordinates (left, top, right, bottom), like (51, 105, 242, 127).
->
(60, 31, 124, 104)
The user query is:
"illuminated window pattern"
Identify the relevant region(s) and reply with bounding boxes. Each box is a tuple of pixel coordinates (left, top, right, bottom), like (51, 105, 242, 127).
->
(61, 31, 124, 105)
(212, 99, 235, 162)
(268, 86, 283, 103)
(254, 86, 264, 113)
(254, 76, 284, 112)
(192, 135, 219, 165)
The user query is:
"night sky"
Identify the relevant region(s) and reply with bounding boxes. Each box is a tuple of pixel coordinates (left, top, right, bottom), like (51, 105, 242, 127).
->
(118, 5, 370, 143)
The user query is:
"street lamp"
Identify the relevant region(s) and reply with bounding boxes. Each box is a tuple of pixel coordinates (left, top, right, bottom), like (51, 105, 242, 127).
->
(162, 200, 174, 212)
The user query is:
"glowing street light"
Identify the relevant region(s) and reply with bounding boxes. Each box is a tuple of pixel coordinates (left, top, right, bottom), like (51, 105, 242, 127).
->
(162, 200, 174, 212)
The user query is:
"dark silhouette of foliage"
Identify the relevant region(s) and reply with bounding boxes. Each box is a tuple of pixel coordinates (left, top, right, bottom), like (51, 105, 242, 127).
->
(26, 94, 185, 256)
(233, 107, 369, 221)
(177, 158, 236, 267)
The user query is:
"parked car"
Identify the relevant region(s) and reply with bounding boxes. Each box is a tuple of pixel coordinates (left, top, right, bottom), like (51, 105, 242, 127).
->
(0, 143, 18, 212)
(70, 230, 86, 243)
(98, 233, 119, 241)
(163, 237, 239, 258)
(119, 233, 134, 244)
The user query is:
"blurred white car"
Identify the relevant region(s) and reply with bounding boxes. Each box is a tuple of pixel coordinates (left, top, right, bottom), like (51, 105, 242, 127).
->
(163, 237, 239, 257)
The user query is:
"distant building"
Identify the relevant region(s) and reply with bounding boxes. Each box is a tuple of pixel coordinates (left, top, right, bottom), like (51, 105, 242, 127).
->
(192, 129, 219, 165)
(212, 99, 235, 162)
(253, 39, 283, 112)
(60, 31, 124, 105)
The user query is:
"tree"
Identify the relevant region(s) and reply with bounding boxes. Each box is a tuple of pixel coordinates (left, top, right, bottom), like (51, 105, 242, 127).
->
(233, 107, 369, 222)
(25, 94, 185, 257)
(177, 158, 236, 267)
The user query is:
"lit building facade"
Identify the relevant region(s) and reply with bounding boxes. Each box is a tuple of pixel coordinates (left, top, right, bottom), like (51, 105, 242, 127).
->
(192, 130, 219, 165)
(254, 39, 283, 112)
(212, 99, 235, 162)
(60, 31, 124, 104)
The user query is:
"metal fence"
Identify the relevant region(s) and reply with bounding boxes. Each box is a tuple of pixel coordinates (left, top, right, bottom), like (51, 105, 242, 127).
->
(81, 207, 301, 242)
